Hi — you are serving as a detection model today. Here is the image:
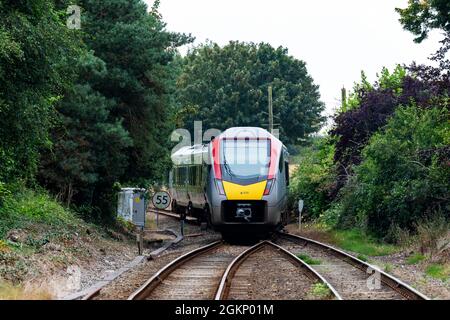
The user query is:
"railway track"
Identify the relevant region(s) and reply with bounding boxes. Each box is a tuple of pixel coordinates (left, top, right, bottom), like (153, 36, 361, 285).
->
(276, 231, 429, 300)
(83, 207, 429, 300)
(128, 240, 340, 300)
(215, 241, 340, 300)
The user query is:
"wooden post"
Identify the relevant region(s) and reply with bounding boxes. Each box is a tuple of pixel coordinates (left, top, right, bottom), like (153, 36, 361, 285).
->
(341, 86, 347, 112)
(137, 227, 144, 255)
(268, 86, 273, 133)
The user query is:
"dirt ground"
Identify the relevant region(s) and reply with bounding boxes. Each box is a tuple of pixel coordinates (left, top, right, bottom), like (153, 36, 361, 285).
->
(0, 209, 204, 299)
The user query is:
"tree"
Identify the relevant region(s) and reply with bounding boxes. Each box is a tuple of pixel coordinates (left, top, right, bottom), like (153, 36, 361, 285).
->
(38, 52, 132, 215)
(78, 0, 193, 184)
(396, 0, 450, 42)
(177, 41, 325, 145)
(0, 0, 80, 182)
(336, 105, 449, 238)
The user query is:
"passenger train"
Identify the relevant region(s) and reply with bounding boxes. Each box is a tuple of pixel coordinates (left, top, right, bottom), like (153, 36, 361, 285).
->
(169, 127, 289, 238)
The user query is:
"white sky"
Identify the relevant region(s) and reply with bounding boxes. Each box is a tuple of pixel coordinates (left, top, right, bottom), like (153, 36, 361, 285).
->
(145, 0, 444, 117)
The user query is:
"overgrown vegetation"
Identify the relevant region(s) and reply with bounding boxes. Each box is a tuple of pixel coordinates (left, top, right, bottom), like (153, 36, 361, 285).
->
(309, 283, 331, 299)
(296, 253, 321, 265)
(290, 26, 449, 247)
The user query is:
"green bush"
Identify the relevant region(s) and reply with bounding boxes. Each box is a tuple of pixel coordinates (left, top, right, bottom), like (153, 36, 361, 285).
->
(335, 105, 449, 239)
(289, 137, 336, 219)
(0, 187, 78, 239)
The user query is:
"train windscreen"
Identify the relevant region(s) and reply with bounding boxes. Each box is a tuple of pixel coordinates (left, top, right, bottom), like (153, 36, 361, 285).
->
(222, 139, 270, 178)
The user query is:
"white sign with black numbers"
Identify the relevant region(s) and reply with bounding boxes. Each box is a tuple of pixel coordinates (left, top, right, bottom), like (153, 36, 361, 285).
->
(152, 191, 171, 210)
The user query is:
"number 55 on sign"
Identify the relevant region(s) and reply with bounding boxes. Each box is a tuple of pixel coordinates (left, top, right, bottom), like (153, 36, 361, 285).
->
(152, 191, 171, 210)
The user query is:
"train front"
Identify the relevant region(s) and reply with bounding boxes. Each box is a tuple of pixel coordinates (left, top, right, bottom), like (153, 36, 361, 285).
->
(206, 127, 287, 238)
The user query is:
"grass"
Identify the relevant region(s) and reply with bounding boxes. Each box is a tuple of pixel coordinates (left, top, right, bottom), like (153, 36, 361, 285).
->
(0, 281, 53, 300)
(384, 263, 394, 273)
(297, 253, 321, 265)
(406, 253, 426, 265)
(357, 254, 368, 262)
(0, 188, 81, 239)
(292, 224, 399, 257)
(331, 229, 398, 256)
(425, 264, 449, 281)
(309, 283, 331, 299)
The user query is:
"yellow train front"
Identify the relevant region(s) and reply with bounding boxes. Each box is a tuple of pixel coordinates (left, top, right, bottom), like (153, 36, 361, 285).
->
(170, 127, 290, 239)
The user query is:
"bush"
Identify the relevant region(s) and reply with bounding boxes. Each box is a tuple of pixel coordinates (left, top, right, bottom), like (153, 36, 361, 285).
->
(0, 187, 79, 239)
(289, 137, 335, 219)
(335, 105, 449, 239)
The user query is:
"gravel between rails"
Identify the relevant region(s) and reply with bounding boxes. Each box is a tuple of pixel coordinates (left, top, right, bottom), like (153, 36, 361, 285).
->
(226, 246, 327, 300)
(276, 238, 404, 300)
(146, 245, 249, 300)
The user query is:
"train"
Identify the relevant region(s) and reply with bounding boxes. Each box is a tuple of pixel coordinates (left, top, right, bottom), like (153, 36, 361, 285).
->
(169, 127, 290, 238)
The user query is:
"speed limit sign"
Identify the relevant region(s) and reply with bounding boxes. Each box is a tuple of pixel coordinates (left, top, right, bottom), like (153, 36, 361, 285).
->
(152, 191, 171, 210)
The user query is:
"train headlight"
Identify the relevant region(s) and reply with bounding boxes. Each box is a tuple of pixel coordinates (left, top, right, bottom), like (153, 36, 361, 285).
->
(263, 179, 275, 195)
(215, 179, 225, 195)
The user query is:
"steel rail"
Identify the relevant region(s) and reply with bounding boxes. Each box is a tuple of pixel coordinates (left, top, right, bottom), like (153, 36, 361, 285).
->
(148, 208, 198, 222)
(277, 231, 429, 300)
(215, 240, 342, 300)
(128, 240, 223, 300)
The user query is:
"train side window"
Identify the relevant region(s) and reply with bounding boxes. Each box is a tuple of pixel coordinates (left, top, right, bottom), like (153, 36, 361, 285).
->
(279, 152, 284, 172)
(189, 166, 194, 186)
(197, 165, 202, 186)
(285, 161, 290, 186)
(180, 166, 186, 184)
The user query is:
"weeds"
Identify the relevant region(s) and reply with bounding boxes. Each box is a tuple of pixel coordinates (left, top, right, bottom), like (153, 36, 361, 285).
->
(0, 280, 53, 300)
(332, 229, 398, 256)
(415, 216, 449, 260)
(357, 254, 368, 262)
(406, 253, 426, 265)
(384, 263, 393, 273)
(297, 253, 321, 265)
(425, 264, 449, 281)
(309, 283, 331, 299)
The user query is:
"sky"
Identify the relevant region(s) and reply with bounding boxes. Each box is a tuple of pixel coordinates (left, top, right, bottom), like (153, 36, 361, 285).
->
(144, 0, 444, 118)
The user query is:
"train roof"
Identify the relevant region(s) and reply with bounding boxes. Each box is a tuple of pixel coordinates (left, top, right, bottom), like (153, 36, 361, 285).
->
(171, 144, 208, 165)
(219, 127, 283, 145)
(170, 127, 285, 165)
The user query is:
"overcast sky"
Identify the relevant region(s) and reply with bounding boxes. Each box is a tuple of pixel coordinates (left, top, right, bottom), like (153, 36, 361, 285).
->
(145, 0, 443, 117)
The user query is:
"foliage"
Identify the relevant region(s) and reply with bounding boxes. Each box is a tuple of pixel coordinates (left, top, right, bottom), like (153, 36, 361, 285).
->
(415, 215, 450, 258)
(78, 0, 193, 184)
(309, 283, 331, 299)
(296, 253, 321, 265)
(407, 253, 426, 265)
(289, 137, 335, 219)
(396, 0, 450, 43)
(425, 263, 449, 281)
(331, 64, 448, 195)
(330, 229, 398, 256)
(0, 0, 81, 183)
(0, 186, 80, 239)
(177, 41, 325, 145)
(38, 0, 192, 220)
(38, 52, 132, 218)
(335, 105, 449, 238)
(342, 66, 406, 112)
